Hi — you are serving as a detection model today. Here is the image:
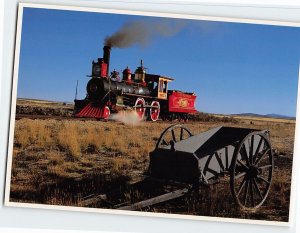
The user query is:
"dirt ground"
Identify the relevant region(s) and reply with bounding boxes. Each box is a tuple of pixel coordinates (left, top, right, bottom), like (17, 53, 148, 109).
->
(8, 99, 295, 222)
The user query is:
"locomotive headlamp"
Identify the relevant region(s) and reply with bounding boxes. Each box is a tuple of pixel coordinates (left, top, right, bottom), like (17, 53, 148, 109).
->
(93, 65, 101, 74)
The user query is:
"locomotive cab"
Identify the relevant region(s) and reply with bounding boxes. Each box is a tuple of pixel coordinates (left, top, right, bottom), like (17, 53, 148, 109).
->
(146, 75, 173, 100)
(157, 77, 173, 99)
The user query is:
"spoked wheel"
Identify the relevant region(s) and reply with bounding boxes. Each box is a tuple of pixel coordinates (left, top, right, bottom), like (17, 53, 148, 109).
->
(230, 131, 274, 210)
(149, 101, 160, 122)
(156, 124, 193, 149)
(134, 98, 145, 120)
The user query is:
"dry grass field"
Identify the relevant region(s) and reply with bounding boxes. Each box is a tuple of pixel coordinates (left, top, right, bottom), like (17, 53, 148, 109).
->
(8, 99, 295, 222)
(16, 98, 73, 117)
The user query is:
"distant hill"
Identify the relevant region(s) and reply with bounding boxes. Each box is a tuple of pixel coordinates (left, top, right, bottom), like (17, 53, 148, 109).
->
(232, 113, 296, 120)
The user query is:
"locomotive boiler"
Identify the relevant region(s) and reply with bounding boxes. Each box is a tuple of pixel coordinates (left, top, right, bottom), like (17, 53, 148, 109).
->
(74, 45, 197, 121)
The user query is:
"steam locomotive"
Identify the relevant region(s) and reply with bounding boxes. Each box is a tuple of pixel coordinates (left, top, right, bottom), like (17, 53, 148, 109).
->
(74, 46, 197, 121)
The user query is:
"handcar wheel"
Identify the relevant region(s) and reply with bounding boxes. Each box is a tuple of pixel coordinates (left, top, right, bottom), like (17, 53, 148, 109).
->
(230, 131, 274, 210)
(150, 101, 160, 122)
(134, 98, 146, 120)
(156, 124, 193, 149)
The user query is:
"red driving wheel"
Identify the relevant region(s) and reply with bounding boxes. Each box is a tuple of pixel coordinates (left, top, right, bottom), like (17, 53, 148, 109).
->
(150, 101, 160, 122)
(134, 98, 145, 120)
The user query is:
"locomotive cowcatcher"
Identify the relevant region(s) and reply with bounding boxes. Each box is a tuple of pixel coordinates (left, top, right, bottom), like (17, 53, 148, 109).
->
(74, 46, 197, 121)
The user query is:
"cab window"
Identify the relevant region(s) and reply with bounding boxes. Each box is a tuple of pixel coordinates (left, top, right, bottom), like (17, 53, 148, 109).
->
(163, 81, 168, 92)
(159, 80, 164, 92)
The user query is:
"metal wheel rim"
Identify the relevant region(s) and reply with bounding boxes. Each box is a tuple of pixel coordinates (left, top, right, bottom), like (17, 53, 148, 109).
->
(156, 124, 193, 149)
(134, 98, 145, 120)
(230, 131, 274, 210)
(150, 101, 160, 122)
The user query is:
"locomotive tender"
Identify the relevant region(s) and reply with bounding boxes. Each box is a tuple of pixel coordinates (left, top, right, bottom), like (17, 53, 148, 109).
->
(74, 46, 197, 121)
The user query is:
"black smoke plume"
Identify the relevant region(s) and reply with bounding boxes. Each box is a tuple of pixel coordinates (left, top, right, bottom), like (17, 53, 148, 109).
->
(104, 19, 185, 48)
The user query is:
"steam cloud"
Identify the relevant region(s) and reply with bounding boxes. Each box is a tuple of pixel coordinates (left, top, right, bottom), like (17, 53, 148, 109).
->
(105, 20, 185, 48)
(110, 110, 142, 126)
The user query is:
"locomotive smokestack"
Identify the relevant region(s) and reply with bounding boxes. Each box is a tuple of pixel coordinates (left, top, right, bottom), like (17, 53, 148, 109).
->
(103, 45, 111, 77)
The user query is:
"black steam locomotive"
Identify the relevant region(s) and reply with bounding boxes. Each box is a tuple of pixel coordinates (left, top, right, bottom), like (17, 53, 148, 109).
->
(74, 46, 197, 121)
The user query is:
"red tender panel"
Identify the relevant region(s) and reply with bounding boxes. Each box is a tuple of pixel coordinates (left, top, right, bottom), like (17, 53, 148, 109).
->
(168, 92, 197, 113)
(101, 63, 107, 77)
(75, 102, 107, 118)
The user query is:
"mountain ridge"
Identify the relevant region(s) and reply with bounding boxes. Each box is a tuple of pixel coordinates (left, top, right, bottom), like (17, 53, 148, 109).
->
(232, 113, 295, 120)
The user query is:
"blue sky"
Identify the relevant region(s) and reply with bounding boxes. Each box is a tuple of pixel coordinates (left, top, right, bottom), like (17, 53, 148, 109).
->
(17, 7, 300, 116)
